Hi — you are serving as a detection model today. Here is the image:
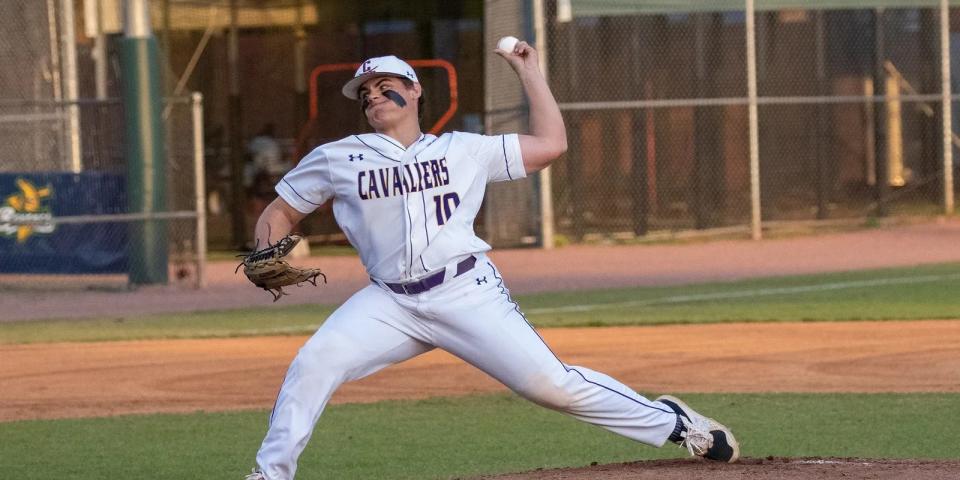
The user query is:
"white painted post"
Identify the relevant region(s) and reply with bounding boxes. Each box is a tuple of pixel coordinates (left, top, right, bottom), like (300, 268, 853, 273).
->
(746, 0, 762, 239)
(192, 92, 208, 288)
(533, 0, 555, 249)
(61, 0, 82, 172)
(941, 0, 955, 214)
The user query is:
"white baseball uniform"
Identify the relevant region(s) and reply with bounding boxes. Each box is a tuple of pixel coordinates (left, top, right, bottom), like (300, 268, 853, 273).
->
(253, 131, 680, 479)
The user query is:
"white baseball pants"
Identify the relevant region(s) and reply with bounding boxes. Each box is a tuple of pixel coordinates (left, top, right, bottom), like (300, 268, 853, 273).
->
(255, 257, 677, 480)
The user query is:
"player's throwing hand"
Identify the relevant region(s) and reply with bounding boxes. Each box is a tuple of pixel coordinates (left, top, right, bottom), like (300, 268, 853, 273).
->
(495, 39, 541, 75)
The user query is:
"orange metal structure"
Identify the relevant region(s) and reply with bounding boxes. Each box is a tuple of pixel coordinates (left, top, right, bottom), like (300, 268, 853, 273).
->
(307, 59, 459, 135)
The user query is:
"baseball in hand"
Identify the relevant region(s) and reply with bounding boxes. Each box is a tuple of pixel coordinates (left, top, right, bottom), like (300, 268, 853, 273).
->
(497, 36, 519, 53)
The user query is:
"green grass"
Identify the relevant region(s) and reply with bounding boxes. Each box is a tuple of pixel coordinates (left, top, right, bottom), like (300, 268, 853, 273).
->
(2, 263, 959, 344)
(520, 262, 960, 327)
(1, 393, 957, 479)
(0, 303, 337, 344)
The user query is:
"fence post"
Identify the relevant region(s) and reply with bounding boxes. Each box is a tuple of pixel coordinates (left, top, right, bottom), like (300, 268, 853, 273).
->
(746, 0, 762, 239)
(122, 0, 168, 285)
(815, 10, 829, 219)
(942, 0, 955, 215)
(873, 8, 889, 217)
(192, 92, 207, 288)
(533, 0, 555, 249)
(60, 0, 81, 173)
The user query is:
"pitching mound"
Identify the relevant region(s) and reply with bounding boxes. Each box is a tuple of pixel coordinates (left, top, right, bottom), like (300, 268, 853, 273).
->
(473, 457, 960, 479)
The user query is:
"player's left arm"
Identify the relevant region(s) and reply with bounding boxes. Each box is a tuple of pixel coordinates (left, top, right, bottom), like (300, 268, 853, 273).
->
(495, 41, 567, 174)
(254, 196, 308, 248)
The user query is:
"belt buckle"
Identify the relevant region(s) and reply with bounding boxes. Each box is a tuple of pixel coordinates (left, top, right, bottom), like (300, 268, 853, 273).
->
(400, 279, 424, 295)
(396, 266, 449, 295)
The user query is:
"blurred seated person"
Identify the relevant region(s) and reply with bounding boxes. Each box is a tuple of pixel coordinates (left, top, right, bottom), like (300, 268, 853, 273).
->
(245, 123, 292, 228)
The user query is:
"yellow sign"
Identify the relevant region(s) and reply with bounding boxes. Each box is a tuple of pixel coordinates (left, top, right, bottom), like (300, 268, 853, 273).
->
(1, 178, 55, 243)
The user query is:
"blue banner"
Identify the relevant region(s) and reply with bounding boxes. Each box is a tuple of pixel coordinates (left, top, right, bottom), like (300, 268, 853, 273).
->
(0, 172, 127, 274)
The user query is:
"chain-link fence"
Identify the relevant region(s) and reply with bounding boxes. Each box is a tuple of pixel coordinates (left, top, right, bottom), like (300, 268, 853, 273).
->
(0, 1, 65, 98)
(0, 0, 208, 290)
(0, 0, 67, 170)
(486, 1, 958, 245)
(0, 96, 207, 290)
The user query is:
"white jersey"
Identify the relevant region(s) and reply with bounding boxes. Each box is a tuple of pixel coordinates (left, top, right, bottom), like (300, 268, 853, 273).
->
(276, 131, 526, 282)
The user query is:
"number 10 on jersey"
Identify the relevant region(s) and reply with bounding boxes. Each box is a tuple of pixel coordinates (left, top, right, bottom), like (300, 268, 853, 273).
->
(433, 193, 460, 226)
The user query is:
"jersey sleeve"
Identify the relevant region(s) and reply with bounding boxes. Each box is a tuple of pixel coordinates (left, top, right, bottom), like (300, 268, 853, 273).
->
(463, 132, 527, 183)
(275, 147, 335, 214)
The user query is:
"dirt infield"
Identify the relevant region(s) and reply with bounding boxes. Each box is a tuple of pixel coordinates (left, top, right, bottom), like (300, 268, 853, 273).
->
(3, 319, 959, 422)
(473, 458, 960, 479)
(3, 321, 959, 479)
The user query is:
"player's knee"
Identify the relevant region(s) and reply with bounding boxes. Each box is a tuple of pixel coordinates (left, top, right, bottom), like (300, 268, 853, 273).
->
(516, 373, 577, 410)
(294, 333, 354, 375)
(288, 351, 338, 385)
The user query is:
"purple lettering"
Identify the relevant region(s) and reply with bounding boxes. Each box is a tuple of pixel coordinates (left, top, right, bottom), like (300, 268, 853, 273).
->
(357, 171, 368, 200)
(367, 170, 380, 198)
(415, 161, 432, 189)
(439, 158, 450, 184)
(403, 164, 420, 192)
(377, 168, 390, 197)
(429, 160, 443, 186)
(392, 166, 405, 196)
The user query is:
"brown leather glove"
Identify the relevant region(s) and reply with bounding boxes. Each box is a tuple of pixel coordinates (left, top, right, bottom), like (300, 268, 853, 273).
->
(239, 235, 325, 302)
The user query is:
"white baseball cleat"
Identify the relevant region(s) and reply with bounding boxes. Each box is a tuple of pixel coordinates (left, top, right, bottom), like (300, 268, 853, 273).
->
(656, 395, 740, 463)
(244, 469, 266, 480)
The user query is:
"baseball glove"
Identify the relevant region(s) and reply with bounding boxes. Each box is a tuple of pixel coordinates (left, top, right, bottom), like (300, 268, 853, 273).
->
(237, 234, 326, 302)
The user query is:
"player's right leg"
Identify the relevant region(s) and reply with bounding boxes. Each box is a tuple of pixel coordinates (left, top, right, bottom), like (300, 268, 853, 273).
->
(422, 258, 738, 462)
(254, 285, 433, 480)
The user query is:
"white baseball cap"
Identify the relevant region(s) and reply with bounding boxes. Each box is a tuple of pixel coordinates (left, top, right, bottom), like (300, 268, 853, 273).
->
(341, 55, 419, 100)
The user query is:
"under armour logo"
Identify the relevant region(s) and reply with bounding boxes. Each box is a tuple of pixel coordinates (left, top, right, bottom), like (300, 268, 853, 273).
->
(476, 276, 487, 285)
(348, 153, 364, 162)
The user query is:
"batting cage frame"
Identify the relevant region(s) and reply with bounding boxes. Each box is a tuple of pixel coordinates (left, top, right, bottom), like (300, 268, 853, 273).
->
(298, 59, 459, 158)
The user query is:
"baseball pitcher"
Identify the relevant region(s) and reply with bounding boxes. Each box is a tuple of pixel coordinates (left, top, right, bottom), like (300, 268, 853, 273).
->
(243, 42, 739, 480)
